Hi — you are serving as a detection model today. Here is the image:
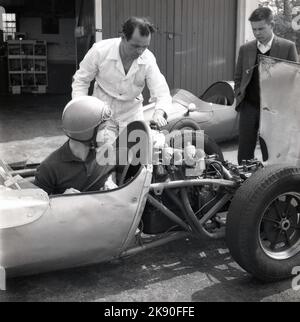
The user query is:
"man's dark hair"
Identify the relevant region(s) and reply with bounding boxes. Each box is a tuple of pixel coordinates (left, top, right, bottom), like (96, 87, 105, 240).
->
(249, 7, 274, 24)
(122, 17, 155, 41)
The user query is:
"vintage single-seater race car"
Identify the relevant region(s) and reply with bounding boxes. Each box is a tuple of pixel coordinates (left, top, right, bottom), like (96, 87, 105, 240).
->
(143, 81, 239, 142)
(1, 56, 300, 288)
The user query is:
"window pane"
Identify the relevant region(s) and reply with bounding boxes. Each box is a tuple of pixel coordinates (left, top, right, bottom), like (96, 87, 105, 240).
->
(3, 13, 16, 22)
(2, 13, 16, 40)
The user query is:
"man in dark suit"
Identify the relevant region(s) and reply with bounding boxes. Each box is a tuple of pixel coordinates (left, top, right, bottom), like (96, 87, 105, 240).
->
(234, 7, 299, 165)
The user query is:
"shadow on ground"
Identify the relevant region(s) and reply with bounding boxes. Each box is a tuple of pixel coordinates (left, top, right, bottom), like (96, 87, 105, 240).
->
(0, 238, 297, 302)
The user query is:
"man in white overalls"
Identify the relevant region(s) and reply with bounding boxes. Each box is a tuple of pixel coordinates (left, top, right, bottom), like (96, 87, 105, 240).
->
(72, 16, 172, 138)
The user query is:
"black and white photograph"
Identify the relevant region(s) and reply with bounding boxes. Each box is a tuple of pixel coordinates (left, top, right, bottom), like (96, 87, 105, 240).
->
(0, 0, 300, 305)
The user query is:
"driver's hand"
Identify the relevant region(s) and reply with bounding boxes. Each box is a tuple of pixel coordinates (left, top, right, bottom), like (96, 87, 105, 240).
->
(0, 185, 12, 191)
(64, 188, 80, 194)
(153, 110, 168, 128)
(101, 174, 118, 191)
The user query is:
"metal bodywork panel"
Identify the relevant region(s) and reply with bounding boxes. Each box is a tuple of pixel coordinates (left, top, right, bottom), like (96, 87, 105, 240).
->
(0, 120, 154, 277)
(0, 189, 49, 229)
(143, 82, 238, 142)
(0, 166, 152, 277)
(260, 57, 300, 166)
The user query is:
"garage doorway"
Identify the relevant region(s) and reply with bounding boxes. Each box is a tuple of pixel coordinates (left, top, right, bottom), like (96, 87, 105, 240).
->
(0, 1, 79, 158)
(0, 0, 77, 95)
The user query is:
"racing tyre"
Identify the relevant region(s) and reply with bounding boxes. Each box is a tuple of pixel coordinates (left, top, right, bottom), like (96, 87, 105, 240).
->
(226, 165, 300, 282)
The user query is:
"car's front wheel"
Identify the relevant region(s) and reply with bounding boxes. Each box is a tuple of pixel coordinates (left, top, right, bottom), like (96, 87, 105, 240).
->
(226, 165, 300, 282)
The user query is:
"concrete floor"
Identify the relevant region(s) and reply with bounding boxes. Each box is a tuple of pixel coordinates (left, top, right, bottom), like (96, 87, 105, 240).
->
(0, 94, 69, 164)
(1, 237, 299, 302)
(0, 94, 69, 141)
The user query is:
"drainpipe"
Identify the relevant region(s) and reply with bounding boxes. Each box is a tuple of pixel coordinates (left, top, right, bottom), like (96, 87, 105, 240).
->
(95, 0, 102, 42)
(236, 0, 260, 59)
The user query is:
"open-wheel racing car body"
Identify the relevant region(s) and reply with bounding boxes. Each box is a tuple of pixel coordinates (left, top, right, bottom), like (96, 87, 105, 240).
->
(1, 56, 300, 285)
(143, 81, 239, 143)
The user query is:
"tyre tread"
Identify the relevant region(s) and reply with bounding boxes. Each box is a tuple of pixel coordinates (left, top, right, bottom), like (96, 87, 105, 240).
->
(226, 165, 300, 281)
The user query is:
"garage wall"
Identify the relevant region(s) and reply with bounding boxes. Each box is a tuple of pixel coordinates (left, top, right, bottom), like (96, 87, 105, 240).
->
(18, 17, 76, 94)
(19, 17, 76, 62)
(173, 0, 237, 95)
(102, 0, 237, 96)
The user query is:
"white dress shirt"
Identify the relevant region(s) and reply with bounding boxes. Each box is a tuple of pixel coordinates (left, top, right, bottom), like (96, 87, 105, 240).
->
(72, 38, 172, 124)
(257, 34, 274, 54)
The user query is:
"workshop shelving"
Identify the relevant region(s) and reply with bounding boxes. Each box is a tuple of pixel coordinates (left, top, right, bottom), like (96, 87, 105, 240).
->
(7, 40, 48, 94)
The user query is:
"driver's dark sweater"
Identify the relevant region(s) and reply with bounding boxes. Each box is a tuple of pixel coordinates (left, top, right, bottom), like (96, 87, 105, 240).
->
(34, 141, 113, 195)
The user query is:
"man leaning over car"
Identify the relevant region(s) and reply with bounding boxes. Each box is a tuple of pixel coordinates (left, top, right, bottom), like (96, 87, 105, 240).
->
(72, 16, 172, 132)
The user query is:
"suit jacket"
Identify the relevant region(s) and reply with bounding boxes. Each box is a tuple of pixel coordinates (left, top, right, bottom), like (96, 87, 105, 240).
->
(234, 35, 299, 108)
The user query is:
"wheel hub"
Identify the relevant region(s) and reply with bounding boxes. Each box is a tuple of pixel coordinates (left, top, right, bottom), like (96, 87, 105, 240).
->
(260, 193, 300, 260)
(280, 219, 291, 231)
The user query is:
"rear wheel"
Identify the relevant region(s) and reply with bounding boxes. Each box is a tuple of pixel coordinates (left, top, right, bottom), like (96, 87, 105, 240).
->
(226, 165, 300, 282)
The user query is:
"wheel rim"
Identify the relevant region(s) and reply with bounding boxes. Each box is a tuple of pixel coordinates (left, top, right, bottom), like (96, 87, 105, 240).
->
(259, 193, 300, 260)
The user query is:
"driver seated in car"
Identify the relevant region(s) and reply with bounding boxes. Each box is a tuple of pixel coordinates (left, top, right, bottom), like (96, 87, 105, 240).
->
(34, 96, 118, 195)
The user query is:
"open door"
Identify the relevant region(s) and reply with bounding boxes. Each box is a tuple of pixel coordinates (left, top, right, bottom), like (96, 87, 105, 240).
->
(259, 56, 300, 166)
(75, 0, 95, 68)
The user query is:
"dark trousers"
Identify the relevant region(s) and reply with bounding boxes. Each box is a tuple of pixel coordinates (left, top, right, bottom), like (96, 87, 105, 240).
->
(238, 100, 260, 165)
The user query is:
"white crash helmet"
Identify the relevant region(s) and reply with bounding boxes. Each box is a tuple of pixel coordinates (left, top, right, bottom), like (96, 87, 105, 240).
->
(62, 96, 112, 142)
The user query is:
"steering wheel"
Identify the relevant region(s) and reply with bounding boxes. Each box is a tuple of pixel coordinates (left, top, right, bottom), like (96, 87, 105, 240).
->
(118, 149, 134, 186)
(82, 166, 115, 192)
